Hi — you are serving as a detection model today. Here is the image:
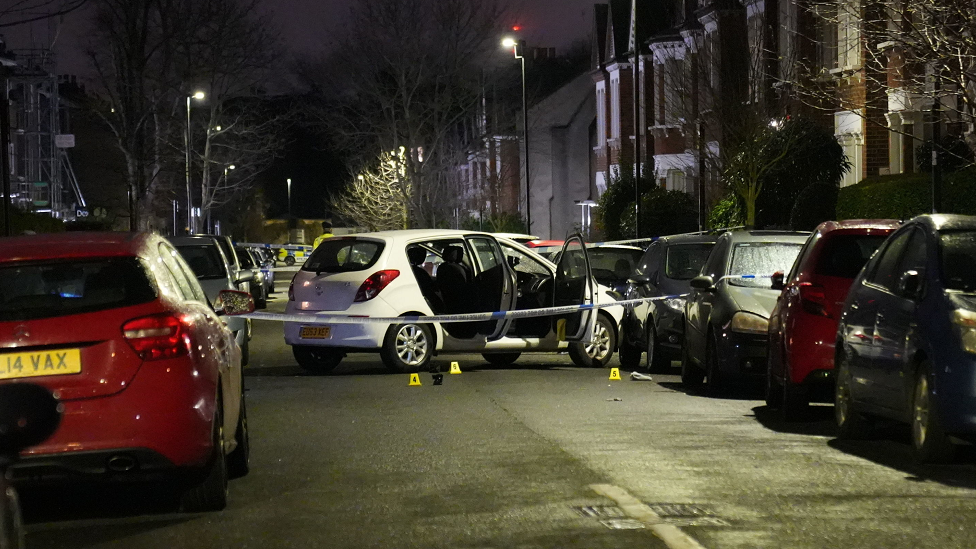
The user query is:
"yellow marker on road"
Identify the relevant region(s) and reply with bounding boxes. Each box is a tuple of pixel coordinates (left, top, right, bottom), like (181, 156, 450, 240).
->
(609, 368, 621, 381)
(556, 318, 566, 341)
(450, 362, 462, 374)
(409, 373, 421, 386)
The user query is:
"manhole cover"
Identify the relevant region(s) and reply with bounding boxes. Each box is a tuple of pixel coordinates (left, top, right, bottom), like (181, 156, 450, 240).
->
(645, 503, 715, 518)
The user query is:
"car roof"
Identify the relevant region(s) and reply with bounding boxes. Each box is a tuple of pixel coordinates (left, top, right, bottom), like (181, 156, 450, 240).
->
(723, 230, 810, 244)
(654, 233, 720, 245)
(816, 219, 901, 234)
(329, 229, 512, 245)
(168, 234, 221, 245)
(587, 244, 643, 251)
(0, 231, 150, 262)
(911, 214, 976, 232)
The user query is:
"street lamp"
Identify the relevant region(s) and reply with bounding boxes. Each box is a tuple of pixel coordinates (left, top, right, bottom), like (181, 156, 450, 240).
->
(185, 90, 205, 233)
(502, 36, 531, 232)
(287, 178, 292, 219)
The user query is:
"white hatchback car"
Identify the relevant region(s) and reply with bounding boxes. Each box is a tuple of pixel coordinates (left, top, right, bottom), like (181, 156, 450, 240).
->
(283, 230, 624, 373)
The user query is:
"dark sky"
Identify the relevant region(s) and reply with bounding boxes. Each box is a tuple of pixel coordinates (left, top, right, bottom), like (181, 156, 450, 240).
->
(2, 0, 596, 78)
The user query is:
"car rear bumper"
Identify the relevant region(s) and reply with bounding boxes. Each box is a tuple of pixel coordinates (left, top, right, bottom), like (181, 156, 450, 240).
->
(18, 357, 217, 476)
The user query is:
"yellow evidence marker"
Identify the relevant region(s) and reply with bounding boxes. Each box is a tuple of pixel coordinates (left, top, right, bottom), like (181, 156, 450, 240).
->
(409, 373, 422, 386)
(450, 362, 462, 374)
(609, 368, 621, 381)
(556, 318, 567, 341)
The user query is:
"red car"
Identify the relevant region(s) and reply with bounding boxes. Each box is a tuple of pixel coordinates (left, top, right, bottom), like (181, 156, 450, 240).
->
(766, 220, 900, 419)
(0, 232, 252, 512)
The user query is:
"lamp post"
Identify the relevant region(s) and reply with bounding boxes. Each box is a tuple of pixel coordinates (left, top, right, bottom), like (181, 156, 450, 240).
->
(185, 90, 205, 233)
(287, 177, 292, 219)
(502, 37, 531, 232)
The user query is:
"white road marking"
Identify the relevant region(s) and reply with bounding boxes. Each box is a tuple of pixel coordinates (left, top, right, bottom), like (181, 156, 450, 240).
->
(590, 484, 709, 549)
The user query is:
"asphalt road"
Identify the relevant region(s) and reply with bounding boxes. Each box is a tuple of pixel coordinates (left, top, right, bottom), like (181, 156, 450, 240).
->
(21, 272, 976, 548)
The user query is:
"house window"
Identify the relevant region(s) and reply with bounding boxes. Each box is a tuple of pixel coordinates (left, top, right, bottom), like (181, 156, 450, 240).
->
(666, 169, 686, 192)
(837, 0, 860, 69)
(596, 84, 607, 147)
(815, 4, 838, 72)
(610, 77, 621, 139)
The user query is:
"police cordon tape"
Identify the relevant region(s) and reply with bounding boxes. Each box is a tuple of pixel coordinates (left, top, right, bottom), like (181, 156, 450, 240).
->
(239, 274, 772, 325)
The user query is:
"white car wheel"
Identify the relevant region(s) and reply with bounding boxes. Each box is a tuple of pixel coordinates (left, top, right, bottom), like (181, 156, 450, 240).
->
(381, 322, 432, 373)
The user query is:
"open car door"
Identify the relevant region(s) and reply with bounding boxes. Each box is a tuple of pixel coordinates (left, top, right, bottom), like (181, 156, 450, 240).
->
(552, 234, 595, 341)
(465, 235, 517, 341)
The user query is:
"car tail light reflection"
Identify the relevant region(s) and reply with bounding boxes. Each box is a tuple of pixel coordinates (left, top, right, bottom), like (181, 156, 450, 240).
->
(122, 313, 190, 360)
(799, 282, 828, 317)
(354, 270, 400, 302)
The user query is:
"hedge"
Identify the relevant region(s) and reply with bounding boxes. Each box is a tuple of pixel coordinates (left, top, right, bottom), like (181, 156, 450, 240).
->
(836, 168, 976, 221)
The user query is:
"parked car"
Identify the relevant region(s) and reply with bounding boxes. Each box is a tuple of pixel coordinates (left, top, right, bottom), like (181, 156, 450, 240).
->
(834, 214, 976, 462)
(283, 230, 624, 373)
(682, 230, 808, 394)
(169, 235, 254, 364)
(493, 233, 540, 244)
(0, 232, 253, 512)
(584, 244, 645, 294)
(277, 244, 312, 266)
(235, 246, 267, 309)
(620, 234, 718, 372)
(766, 220, 899, 419)
(251, 248, 276, 294)
(525, 239, 564, 261)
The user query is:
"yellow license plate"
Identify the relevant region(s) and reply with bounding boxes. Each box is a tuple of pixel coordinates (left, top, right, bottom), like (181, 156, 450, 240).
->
(300, 326, 331, 339)
(0, 348, 82, 380)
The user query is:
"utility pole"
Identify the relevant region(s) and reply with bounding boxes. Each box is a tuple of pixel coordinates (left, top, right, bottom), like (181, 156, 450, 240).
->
(1, 68, 10, 237)
(931, 71, 941, 213)
(633, 50, 641, 239)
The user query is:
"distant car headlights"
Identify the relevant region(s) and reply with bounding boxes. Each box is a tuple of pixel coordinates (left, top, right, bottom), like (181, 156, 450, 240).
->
(952, 309, 976, 354)
(729, 311, 769, 334)
(663, 297, 686, 311)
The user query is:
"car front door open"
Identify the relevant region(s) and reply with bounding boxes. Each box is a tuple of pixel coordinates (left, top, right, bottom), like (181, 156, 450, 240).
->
(552, 234, 595, 341)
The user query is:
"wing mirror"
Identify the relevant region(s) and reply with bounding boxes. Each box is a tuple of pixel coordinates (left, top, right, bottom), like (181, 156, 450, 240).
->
(215, 289, 255, 316)
(899, 269, 923, 300)
(689, 275, 716, 292)
(628, 274, 651, 286)
(236, 271, 255, 284)
(770, 271, 785, 291)
(507, 255, 520, 268)
(0, 383, 61, 456)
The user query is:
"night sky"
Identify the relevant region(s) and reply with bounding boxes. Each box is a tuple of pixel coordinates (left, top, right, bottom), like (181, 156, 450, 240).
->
(4, 0, 596, 78)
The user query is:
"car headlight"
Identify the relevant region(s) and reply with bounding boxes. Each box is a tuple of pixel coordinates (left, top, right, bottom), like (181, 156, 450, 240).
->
(953, 309, 976, 354)
(663, 297, 686, 311)
(729, 312, 769, 334)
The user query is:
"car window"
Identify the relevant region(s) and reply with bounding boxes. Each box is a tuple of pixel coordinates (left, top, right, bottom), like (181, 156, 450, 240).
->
(159, 242, 207, 302)
(728, 243, 803, 287)
(866, 228, 913, 292)
(304, 239, 384, 273)
(815, 234, 890, 279)
(236, 248, 254, 269)
(665, 243, 714, 280)
(636, 242, 662, 278)
(176, 244, 228, 279)
(788, 233, 818, 281)
(216, 237, 238, 268)
(940, 230, 976, 292)
(468, 237, 501, 271)
(0, 258, 157, 321)
(588, 247, 643, 286)
(500, 243, 550, 275)
(701, 237, 730, 279)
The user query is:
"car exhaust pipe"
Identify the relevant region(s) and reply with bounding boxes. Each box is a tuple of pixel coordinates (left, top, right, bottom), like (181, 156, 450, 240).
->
(106, 454, 138, 472)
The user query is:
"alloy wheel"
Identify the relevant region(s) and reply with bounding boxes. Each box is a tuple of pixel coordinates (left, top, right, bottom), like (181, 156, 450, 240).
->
(584, 321, 612, 361)
(395, 325, 429, 366)
(912, 374, 930, 449)
(835, 362, 852, 428)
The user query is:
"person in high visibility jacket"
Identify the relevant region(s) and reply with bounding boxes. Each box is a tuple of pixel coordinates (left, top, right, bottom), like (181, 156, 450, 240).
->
(312, 222, 334, 249)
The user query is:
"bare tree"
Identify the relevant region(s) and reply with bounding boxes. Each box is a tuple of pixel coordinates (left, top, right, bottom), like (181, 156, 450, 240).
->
(335, 148, 410, 231)
(316, 0, 508, 229)
(0, 0, 87, 27)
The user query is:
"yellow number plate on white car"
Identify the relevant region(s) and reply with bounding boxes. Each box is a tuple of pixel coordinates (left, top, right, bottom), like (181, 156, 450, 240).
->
(300, 326, 331, 339)
(0, 348, 82, 380)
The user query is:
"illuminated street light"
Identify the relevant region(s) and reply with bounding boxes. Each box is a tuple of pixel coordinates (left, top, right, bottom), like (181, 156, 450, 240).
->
(501, 36, 531, 232)
(185, 90, 205, 233)
(287, 178, 292, 219)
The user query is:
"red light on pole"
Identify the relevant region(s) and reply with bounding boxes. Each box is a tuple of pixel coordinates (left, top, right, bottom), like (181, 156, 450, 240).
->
(512, 25, 521, 31)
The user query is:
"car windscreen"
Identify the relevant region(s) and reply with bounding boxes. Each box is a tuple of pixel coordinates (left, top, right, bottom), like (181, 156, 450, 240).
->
(940, 231, 976, 292)
(729, 243, 803, 287)
(303, 239, 385, 273)
(665, 243, 714, 280)
(0, 258, 157, 321)
(814, 234, 889, 278)
(176, 245, 227, 279)
(587, 248, 644, 285)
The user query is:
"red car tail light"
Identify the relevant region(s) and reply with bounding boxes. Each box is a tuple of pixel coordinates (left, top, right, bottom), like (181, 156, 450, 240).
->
(354, 270, 400, 302)
(799, 282, 829, 317)
(122, 313, 189, 360)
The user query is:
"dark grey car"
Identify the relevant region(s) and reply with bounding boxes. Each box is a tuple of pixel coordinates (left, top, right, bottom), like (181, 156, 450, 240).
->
(682, 230, 807, 394)
(619, 234, 717, 372)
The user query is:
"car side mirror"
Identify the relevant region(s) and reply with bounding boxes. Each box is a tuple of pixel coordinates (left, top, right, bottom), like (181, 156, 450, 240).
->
(507, 255, 520, 268)
(899, 270, 923, 300)
(770, 271, 785, 291)
(236, 271, 255, 284)
(215, 289, 255, 316)
(628, 274, 651, 286)
(690, 275, 715, 291)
